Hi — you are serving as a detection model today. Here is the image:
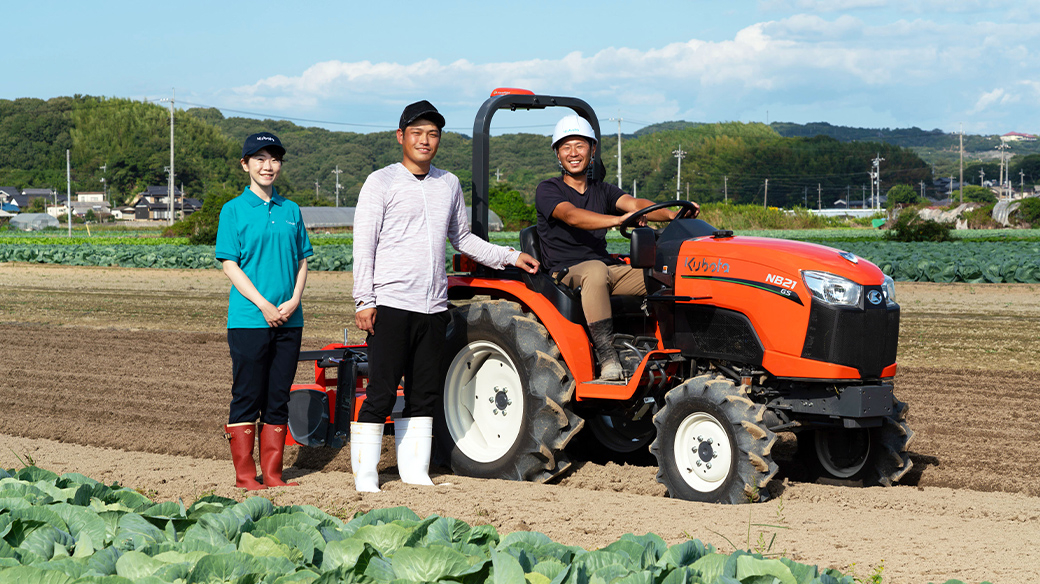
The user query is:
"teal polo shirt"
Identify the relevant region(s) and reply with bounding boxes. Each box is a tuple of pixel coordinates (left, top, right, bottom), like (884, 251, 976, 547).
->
(215, 188, 314, 328)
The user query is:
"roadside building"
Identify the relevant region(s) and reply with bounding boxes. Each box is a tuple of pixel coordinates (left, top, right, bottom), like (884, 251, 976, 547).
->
(131, 186, 201, 220)
(0, 186, 19, 205)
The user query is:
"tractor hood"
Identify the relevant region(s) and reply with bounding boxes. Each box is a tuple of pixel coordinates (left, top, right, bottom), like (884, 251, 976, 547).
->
(654, 219, 885, 286)
(682, 236, 886, 285)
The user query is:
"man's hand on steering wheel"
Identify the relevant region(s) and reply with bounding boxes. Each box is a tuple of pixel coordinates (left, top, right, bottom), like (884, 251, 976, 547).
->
(618, 200, 700, 238)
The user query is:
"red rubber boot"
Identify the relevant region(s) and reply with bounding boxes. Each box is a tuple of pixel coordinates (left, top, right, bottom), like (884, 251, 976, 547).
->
(259, 424, 298, 487)
(224, 423, 266, 490)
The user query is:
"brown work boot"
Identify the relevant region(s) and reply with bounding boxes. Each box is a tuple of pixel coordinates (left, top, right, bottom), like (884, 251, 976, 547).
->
(589, 319, 623, 381)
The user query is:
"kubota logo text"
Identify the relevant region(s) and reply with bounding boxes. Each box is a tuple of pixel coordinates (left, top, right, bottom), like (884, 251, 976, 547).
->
(686, 257, 729, 273)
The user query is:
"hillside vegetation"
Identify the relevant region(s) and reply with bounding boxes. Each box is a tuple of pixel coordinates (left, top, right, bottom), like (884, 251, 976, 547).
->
(4, 94, 1033, 211)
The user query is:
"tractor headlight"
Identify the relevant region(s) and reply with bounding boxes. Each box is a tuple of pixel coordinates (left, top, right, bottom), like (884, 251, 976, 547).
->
(802, 270, 862, 307)
(882, 275, 897, 307)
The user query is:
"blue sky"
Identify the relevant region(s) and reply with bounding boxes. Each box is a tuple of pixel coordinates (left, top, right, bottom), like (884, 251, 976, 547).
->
(4, 0, 1038, 136)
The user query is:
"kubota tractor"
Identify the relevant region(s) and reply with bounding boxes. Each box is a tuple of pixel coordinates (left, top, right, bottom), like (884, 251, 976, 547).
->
(287, 91, 914, 504)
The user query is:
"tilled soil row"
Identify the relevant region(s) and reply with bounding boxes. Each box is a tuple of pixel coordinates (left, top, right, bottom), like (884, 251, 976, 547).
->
(2, 322, 1038, 498)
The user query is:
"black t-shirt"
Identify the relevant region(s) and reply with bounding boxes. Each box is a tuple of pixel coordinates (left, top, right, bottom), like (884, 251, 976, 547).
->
(535, 177, 626, 273)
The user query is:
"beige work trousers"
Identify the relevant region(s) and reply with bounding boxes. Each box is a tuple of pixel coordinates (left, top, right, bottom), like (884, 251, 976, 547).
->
(556, 260, 646, 323)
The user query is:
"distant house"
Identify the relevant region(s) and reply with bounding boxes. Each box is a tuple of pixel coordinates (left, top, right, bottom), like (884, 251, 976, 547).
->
(10, 189, 67, 210)
(132, 186, 201, 220)
(0, 186, 18, 205)
(1001, 132, 1037, 142)
(77, 192, 106, 203)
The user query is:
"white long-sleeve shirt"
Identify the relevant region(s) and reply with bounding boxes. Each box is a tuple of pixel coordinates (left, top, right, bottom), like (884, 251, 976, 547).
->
(352, 162, 520, 314)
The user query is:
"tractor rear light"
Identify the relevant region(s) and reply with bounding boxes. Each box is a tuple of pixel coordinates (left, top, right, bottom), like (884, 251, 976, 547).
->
(801, 270, 862, 307)
(882, 275, 897, 306)
(453, 253, 477, 273)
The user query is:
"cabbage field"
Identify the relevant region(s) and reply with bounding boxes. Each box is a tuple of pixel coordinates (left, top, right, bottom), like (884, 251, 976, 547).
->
(0, 465, 978, 584)
(3, 235, 1040, 283)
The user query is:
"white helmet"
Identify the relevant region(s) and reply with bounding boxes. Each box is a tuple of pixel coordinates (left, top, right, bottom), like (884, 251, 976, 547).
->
(551, 114, 597, 150)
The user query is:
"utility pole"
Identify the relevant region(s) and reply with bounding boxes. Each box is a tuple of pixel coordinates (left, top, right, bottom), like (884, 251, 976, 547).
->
(723, 176, 728, 203)
(959, 125, 964, 204)
(99, 164, 107, 208)
(632, 179, 637, 197)
(817, 183, 822, 210)
(979, 168, 985, 187)
(673, 146, 685, 199)
(1021, 169, 1026, 192)
(764, 179, 768, 208)
(495, 168, 500, 182)
(158, 90, 175, 225)
(919, 181, 926, 199)
(314, 181, 320, 200)
(66, 150, 72, 237)
(332, 166, 343, 207)
(997, 142, 1009, 199)
(948, 176, 954, 199)
(862, 185, 866, 208)
(610, 115, 623, 188)
(803, 186, 807, 208)
(871, 154, 884, 210)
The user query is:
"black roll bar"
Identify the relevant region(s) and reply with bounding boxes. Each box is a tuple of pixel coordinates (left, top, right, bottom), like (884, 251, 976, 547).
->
(470, 94, 604, 241)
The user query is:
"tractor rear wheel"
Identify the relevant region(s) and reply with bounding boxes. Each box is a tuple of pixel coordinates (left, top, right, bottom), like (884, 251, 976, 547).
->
(438, 301, 583, 482)
(798, 397, 914, 486)
(650, 374, 778, 504)
(568, 413, 657, 465)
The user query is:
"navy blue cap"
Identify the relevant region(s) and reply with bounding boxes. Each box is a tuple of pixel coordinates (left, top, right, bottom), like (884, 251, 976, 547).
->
(399, 100, 445, 130)
(241, 132, 286, 159)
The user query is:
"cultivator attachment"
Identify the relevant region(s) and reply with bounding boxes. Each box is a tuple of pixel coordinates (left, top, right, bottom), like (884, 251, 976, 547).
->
(287, 345, 365, 448)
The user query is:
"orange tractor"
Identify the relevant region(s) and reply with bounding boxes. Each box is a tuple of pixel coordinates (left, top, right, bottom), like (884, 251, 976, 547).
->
(287, 91, 913, 504)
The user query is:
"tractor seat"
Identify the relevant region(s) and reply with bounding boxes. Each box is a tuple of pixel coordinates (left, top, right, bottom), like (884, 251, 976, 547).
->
(519, 226, 645, 322)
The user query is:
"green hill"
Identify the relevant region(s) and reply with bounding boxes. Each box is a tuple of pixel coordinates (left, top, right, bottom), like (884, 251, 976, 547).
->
(14, 95, 1036, 210)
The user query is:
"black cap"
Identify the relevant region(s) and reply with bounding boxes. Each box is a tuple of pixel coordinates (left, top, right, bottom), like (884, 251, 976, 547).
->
(241, 132, 286, 159)
(399, 100, 445, 130)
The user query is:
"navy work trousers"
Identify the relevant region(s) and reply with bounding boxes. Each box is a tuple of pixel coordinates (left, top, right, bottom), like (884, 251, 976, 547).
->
(356, 306, 449, 423)
(227, 326, 302, 425)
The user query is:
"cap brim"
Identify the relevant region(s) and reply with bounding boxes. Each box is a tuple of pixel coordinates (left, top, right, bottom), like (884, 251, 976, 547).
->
(402, 111, 445, 129)
(242, 144, 286, 159)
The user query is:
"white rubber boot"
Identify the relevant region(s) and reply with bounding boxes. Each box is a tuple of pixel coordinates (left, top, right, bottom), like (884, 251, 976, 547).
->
(394, 417, 435, 486)
(350, 422, 383, 492)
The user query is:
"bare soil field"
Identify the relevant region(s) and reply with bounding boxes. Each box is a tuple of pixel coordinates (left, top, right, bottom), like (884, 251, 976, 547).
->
(2, 263, 1039, 583)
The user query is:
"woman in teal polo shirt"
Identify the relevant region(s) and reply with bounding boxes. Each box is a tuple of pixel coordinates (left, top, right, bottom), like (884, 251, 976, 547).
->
(216, 132, 313, 490)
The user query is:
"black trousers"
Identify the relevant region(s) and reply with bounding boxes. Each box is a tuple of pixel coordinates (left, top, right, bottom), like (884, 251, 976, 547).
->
(227, 327, 302, 425)
(356, 306, 449, 423)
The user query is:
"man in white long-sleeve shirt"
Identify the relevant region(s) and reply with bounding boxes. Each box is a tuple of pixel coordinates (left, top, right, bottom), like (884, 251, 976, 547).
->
(349, 100, 539, 492)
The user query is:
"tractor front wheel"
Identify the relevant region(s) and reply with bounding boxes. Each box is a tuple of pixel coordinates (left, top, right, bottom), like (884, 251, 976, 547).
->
(650, 374, 778, 504)
(438, 301, 582, 483)
(798, 397, 914, 486)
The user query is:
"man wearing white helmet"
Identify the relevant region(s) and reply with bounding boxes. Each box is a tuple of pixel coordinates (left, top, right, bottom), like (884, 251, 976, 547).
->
(535, 114, 699, 381)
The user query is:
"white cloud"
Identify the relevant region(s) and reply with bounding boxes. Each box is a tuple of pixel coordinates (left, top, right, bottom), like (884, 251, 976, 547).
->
(970, 88, 1019, 114)
(225, 13, 1040, 134)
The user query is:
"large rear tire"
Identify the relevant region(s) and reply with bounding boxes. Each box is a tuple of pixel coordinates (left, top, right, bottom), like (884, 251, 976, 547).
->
(798, 398, 914, 486)
(650, 374, 778, 504)
(438, 301, 583, 482)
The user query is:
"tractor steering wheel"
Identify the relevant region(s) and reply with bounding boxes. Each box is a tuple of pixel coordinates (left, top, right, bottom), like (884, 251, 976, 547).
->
(618, 200, 700, 238)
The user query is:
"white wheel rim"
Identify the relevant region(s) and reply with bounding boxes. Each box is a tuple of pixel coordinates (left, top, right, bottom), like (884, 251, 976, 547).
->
(815, 429, 871, 478)
(672, 411, 733, 492)
(444, 341, 525, 463)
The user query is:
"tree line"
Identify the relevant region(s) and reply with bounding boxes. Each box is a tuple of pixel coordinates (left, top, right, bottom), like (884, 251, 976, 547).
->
(7, 94, 1031, 211)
